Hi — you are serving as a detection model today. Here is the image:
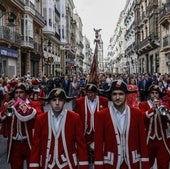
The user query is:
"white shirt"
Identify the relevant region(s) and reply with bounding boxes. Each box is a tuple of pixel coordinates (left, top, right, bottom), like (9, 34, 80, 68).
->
(53, 112, 64, 134)
(114, 107, 127, 131)
(87, 98, 97, 114)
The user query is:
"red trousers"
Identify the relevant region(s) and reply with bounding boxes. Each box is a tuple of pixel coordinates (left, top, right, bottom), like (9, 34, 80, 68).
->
(148, 139, 170, 169)
(10, 140, 30, 169)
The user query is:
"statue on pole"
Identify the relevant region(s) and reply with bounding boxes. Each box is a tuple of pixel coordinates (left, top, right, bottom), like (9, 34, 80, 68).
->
(93, 28, 102, 43)
(88, 28, 102, 85)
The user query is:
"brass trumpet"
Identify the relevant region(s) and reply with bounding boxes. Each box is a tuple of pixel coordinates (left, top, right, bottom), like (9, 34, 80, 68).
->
(6, 107, 14, 117)
(153, 97, 169, 116)
(157, 105, 169, 116)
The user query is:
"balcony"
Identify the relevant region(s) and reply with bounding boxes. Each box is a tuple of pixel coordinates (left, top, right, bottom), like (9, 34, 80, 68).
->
(21, 36, 34, 48)
(0, 26, 21, 45)
(24, 1, 35, 15)
(159, 3, 170, 26)
(14, 0, 44, 25)
(35, 10, 45, 25)
(137, 33, 159, 54)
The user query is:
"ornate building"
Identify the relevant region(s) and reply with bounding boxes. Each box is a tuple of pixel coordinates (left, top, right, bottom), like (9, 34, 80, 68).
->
(159, 0, 170, 73)
(124, 0, 137, 74)
(0, 0, 45, 77)
(107, 11, 126, 74)
(98, 34, 104, 73)
(135, 0, 160, 74)
(82, 36, 93, 74)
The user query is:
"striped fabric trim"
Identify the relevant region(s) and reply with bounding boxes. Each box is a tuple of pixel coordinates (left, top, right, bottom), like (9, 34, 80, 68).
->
(79, 161, 89, 165)
(29, 163, 39, 167)
(94, 161, 103, 165)
(104, 152, 114, 165)
(141, 157, 149, 162)
(132, 150, 140, 163)
(13, 106, 36, 122)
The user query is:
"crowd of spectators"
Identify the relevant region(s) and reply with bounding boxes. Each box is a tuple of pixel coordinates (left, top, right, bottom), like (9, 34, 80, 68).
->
(1, 72, 170, 108)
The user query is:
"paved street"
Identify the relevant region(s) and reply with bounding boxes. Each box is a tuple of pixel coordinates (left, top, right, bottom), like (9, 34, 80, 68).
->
(0, 135, 10, 169)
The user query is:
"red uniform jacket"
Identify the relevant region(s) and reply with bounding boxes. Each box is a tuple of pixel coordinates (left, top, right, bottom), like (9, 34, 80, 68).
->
(29, 110, 88, 169)
(139, 100, 170, 154)
(0, 99, 37, 162)
(94, 105, 150, 169)
(74, 96, 108, 144)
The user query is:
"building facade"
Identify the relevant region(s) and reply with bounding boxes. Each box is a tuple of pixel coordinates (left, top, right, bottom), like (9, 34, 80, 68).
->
(98, 34, 104, 73)
(107, 0, 170, 75)
(0, 0, 44, 78)
(159, 0, 170, 73)
(135, 0, 160, 74)
(124, 0, 137, 74)
(107, 11, 126, 74)
(82, 36, 93, 74)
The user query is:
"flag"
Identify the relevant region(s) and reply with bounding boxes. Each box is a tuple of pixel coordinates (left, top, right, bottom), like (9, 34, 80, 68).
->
(88, 43, 99, 86)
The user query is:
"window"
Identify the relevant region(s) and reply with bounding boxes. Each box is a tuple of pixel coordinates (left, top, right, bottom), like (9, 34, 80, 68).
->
(0, 5, 5, 26)
(49, 8, 52, 27)
(43, 8, 47, 25)
(62, 25, 64, 39)
(27, 17, 33, 38)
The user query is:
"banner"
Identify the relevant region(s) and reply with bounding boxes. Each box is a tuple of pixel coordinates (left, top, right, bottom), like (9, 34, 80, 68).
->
(88, 43, 99, 86)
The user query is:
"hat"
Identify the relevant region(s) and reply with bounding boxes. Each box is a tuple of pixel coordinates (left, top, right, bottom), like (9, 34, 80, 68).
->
(147, 84, 166, 98)
(106, 80, 136, 100)
(85, 83, 98, 93)
(41, 88, 73, 102)
(14, 83, 27, 92)
(32, 79, 40, 86)
(9, 83, 30, 98)
(148, 84, 161, 94)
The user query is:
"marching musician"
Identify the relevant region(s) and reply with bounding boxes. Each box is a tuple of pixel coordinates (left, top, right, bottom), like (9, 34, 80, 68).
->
(0, 83, 38, 169)
(139, 84, 170, 169)
(29, 88, 89, 169)
(74, 83, 108, 168)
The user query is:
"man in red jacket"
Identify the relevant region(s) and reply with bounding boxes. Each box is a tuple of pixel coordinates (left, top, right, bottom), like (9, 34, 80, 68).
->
(94, 80, 150, 169)
(29, 88, 89, 169)
(74, 83, 108, 168)
(0, 83, 37, 169)
(139, 84, 170, 169)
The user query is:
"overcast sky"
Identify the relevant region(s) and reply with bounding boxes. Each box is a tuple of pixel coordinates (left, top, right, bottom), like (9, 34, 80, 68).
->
(73, 0, 127, 57)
